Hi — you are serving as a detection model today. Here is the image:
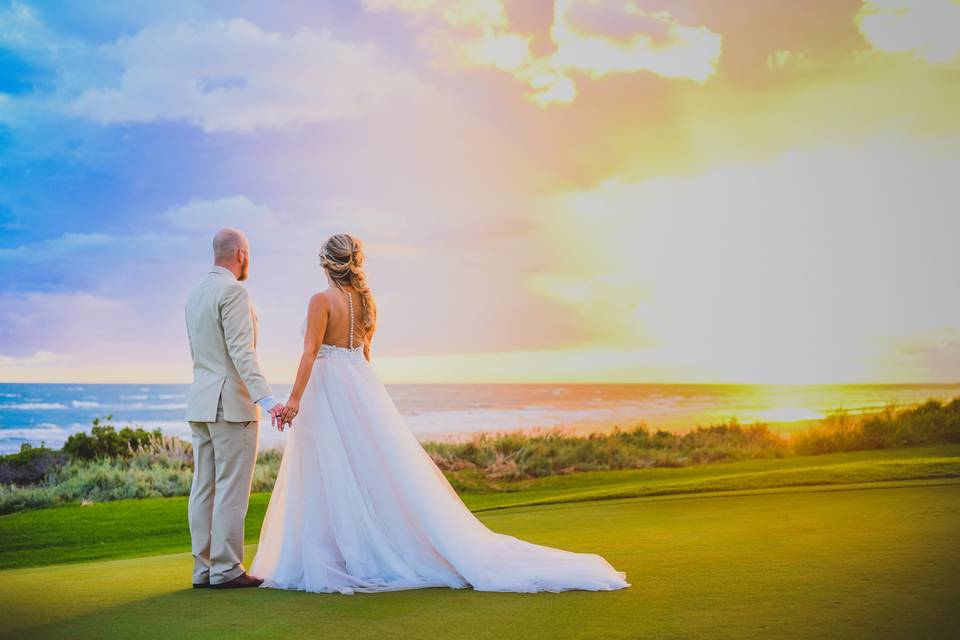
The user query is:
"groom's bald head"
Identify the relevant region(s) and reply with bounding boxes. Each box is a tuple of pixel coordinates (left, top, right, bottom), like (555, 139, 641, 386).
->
(213, 228, 248, 259)
(213, 228, 251, 281)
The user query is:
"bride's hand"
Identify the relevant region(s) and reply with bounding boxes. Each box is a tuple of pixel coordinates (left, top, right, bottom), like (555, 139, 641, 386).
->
(280, 398, 300, 430)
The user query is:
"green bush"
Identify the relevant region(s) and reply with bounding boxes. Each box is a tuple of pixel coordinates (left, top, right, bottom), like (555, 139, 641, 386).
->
(0, 442, 284, 514)
(0, 422, 286, 514)
(792, 399, 960, 455)
(0, 443, 69, 486)
(424, 421, 791, 479)
(62, 417, 163, 461)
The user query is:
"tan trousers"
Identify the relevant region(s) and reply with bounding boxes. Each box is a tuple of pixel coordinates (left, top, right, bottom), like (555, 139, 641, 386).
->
(188, 401, 259, 584)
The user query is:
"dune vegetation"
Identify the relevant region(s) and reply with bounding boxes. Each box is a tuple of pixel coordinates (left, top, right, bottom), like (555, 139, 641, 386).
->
(2, 396, 959, 514)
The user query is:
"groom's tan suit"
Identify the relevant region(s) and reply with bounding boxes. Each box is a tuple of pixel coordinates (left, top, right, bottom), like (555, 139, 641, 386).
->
(185, 265, 274, 585)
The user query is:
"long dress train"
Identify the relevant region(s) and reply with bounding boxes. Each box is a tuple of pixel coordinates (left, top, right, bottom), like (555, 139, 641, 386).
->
(251, 320, 630, 594)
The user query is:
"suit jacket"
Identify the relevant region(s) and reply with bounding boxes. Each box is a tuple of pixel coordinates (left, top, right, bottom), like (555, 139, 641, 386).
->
(184, 266, 273, 423)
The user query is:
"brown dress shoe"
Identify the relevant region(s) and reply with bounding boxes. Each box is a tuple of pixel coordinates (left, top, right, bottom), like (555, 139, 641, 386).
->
(209, 572, 264, 589)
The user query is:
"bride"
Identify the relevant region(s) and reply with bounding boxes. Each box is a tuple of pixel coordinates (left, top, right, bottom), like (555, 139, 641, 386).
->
(250, 233, 630, 594)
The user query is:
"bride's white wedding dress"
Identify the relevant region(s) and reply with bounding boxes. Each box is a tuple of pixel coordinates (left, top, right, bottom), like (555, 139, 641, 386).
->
(250, 298, 630, 594)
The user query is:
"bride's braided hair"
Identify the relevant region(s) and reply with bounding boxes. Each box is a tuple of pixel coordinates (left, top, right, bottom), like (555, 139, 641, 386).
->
(319, 233, 377, 334)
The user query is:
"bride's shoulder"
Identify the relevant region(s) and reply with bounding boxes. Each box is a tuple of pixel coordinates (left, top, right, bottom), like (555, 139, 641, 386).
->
(307, 290, 332, 315)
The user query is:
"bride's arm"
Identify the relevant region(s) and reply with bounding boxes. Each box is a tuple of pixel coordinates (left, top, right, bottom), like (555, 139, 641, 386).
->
(282, 294, 329, 424)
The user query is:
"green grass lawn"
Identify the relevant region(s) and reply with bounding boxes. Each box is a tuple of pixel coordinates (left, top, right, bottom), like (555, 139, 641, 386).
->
(1, 480, 958, 639)
(1, 445, 959, 639)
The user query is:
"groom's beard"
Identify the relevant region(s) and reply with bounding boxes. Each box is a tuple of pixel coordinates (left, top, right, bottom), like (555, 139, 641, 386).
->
(238, 258, 249, 281)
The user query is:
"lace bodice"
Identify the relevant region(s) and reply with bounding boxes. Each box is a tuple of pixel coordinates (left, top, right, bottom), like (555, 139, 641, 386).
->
(318, 343, 364, 360)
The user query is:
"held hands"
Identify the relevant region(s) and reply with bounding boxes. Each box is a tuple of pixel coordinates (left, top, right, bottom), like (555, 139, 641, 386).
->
(268, 403, 285, 431)
(279, 398, 300, 431)
(268, 398, 299, 432)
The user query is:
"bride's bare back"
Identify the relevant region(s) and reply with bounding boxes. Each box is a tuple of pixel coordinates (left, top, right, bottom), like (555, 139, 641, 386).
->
(319, 285, 370, 350)
(281, 283, 375, 427)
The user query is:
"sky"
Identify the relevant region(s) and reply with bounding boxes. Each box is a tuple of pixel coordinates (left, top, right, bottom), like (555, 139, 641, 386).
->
(0, 0, 958, 385)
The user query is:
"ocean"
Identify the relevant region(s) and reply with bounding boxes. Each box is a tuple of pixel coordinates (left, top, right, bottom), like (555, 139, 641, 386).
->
(1, 382, 959, 455)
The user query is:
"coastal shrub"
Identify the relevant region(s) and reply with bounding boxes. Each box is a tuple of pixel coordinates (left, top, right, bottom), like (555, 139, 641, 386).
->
(792, 399, 960, 455)
(62, 417, 164, 460)
(0, 443, 286, 514)
(252, 448, 282, 492)
(681, 421, 789, 463)
(131, 434, 194, 469)
(5, 395, 960, 513)
(0, 483, 61, 513)
(0, 443, 69, 486)
(424, 421, 790, 479)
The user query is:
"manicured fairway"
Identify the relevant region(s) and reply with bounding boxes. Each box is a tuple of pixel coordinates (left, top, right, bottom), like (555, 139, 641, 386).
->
(2, 479, 959, 640)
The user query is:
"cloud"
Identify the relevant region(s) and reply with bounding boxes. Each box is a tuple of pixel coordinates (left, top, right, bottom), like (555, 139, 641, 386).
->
(0, 232, 195, 293)
(0, 290, 189, 382)
(550, 1, 722, 81)
(366, 0, 722, 106)
(0, 2, 108, 124)
(0, 233, 118, 264)
(163, 196, 276, 231)
(857, 0, 960, 64)
(66, 18, 427, 132)
(0, 350, 67, 367)
(0, 232, 189, 265)
(0, 2, 75, 65)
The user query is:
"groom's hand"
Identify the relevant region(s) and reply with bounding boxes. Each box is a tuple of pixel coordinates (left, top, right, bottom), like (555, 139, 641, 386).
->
(269, 403, 285, 431)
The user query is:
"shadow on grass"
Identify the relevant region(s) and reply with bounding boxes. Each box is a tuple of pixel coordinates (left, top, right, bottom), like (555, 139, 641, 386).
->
(12, 581, 638, 640)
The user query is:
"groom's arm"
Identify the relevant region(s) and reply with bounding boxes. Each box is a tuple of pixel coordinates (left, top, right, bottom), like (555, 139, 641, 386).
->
(256, 395, 280, 410)
(220, 283, 274, 407)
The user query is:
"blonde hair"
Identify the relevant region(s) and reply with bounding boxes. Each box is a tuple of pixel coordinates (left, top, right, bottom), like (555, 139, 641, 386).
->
(319, 233, 377, 335)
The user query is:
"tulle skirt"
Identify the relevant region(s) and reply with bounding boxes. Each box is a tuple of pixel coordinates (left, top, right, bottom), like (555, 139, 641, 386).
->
(250, 344, 630, 594)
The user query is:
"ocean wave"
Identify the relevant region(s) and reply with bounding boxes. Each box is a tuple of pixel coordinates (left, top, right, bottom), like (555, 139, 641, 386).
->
(120, 394, 149, 400)
(0, 402, 68, 410)
(64, 401, 187, 411)
(0, 424, 79, 454)
(119, 402, 187, 410)
(0, 424, 70, 438)
(402, 404, 652, 437)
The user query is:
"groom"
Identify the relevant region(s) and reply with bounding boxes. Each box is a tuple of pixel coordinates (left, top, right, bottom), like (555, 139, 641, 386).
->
(184, 228, 284, 589)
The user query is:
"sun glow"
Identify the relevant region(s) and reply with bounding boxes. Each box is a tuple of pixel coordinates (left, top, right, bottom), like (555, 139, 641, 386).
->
(750, 407, 826, 423)
(529, 136, 960, 385)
